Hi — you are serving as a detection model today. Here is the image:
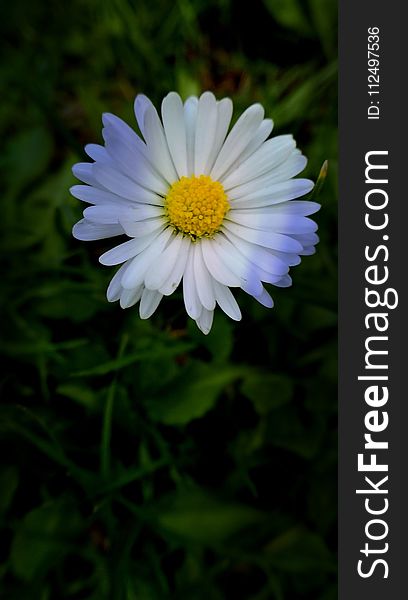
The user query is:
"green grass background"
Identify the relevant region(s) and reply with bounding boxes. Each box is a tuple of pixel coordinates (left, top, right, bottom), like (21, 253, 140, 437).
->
(0, 0, 337, 598)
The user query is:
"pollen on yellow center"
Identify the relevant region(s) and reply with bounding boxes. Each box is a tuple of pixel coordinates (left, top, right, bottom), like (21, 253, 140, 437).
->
(165, 175, 230, 239)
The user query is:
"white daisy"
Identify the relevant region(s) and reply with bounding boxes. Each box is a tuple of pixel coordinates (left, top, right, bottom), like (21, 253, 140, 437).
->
(71, 91, 319, 334)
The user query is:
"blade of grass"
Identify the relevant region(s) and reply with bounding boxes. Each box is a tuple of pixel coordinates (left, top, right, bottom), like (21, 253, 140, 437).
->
(95, 458, 168, 495)
(100, 334, 128, 479)
(72, 342, 193, 377)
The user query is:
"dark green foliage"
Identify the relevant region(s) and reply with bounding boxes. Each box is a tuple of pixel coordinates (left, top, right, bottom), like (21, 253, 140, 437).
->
(0, 0, 337, 597)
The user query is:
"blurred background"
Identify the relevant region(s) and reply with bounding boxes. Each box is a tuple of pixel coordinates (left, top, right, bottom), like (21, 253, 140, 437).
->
(0, 0, 337, 598)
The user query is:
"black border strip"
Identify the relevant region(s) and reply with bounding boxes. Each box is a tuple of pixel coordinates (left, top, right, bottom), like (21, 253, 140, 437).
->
(339, 1, 407, 597)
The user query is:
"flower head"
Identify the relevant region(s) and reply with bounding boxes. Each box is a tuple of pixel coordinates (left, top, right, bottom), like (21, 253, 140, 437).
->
(71, 92, 319, 334)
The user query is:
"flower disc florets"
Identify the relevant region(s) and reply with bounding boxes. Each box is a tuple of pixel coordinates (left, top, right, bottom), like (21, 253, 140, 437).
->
(165, 175, 229, 240)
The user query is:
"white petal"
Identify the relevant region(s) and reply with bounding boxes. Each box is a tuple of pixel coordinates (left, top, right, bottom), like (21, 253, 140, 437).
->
(253, 286, 274, 308)
(211, 235, 263, 297)
(92, 163, 165, 204)
(120, 228, 174, 289)
(83, 205, 140, 224)
(222, 135, 295, 190)
(143, 104, 178, 184)
(222, 220, 303, 253)
(99, 232, 161, 266)
(160, 236, 190, 296)
(212, 280, 242, 321)
(228, 151, 307, 198)
(250, 264, 287, 285)
(206, 98, 233, 172)
(85, 144, 110, 162)
(224, 246, 286, 285)
(299, 246, 316, 256)
(230, 119, 274, 167)
(194, 92, 218, 175)
(275, 216, 318, 235)
(145, 233, 183, 290)
(139, 288, 163, 319)
(102, 129, 169, 195)
(70, 185, 136, 207)
(196, 308, 214, 335)
(134, 94, 152, 138)
(102, 112, 147, 157)
(256, 152, 308, 186)
(72, 219, 124, 241)
(233, 200, 320, 216)
(121, 204, 164, 220)
(273, 274, 292, 288)
(107, 262, 130, 301)
(294, 232, 319, 246)
(193, 243, 216, 310)
(120, 217, 165, 238)
(291, 232, 319, 256)
(183, 249, 202, 320)
(216, 118, 274, 184)
(72, 163, 100, 187)
(162, 92, 188, 178)
(227, 212, 318, 234)
(276, 252, 300, 266)
(228, 156, 313, 208)
(210, 103, 264, 181)
(201, 237, 241, 287)
(229, 178, 314, 205)
(184, 96, 199, 176)
(120, 285, 143, 309)
(222, 228, 289, 276)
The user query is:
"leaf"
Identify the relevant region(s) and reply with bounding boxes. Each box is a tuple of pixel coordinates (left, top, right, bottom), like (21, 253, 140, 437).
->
(265, 406, 325, 459)
(3, 127, 53, 197)
(308, 0, 337, 58)
(299, 304, 337, 334)
(157, 490, 264, 544)
(0, 466, 19, 514)
(56, 383, 98, 409)
(146, 362, 242, 425)
(263, 0, 312, 35)
(34, 283, 100, 322)
(264, 527, 334, 572)
(188, 312, 234, 363)
(241, 372, 293, 414)
(11, 500, 83, 582)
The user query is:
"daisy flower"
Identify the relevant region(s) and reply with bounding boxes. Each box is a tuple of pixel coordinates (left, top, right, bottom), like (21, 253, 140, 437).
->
(71, 92, 319, 334)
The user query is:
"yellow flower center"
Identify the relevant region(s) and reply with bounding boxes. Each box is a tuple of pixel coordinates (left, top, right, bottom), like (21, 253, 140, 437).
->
(165, 175, 229, 239)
